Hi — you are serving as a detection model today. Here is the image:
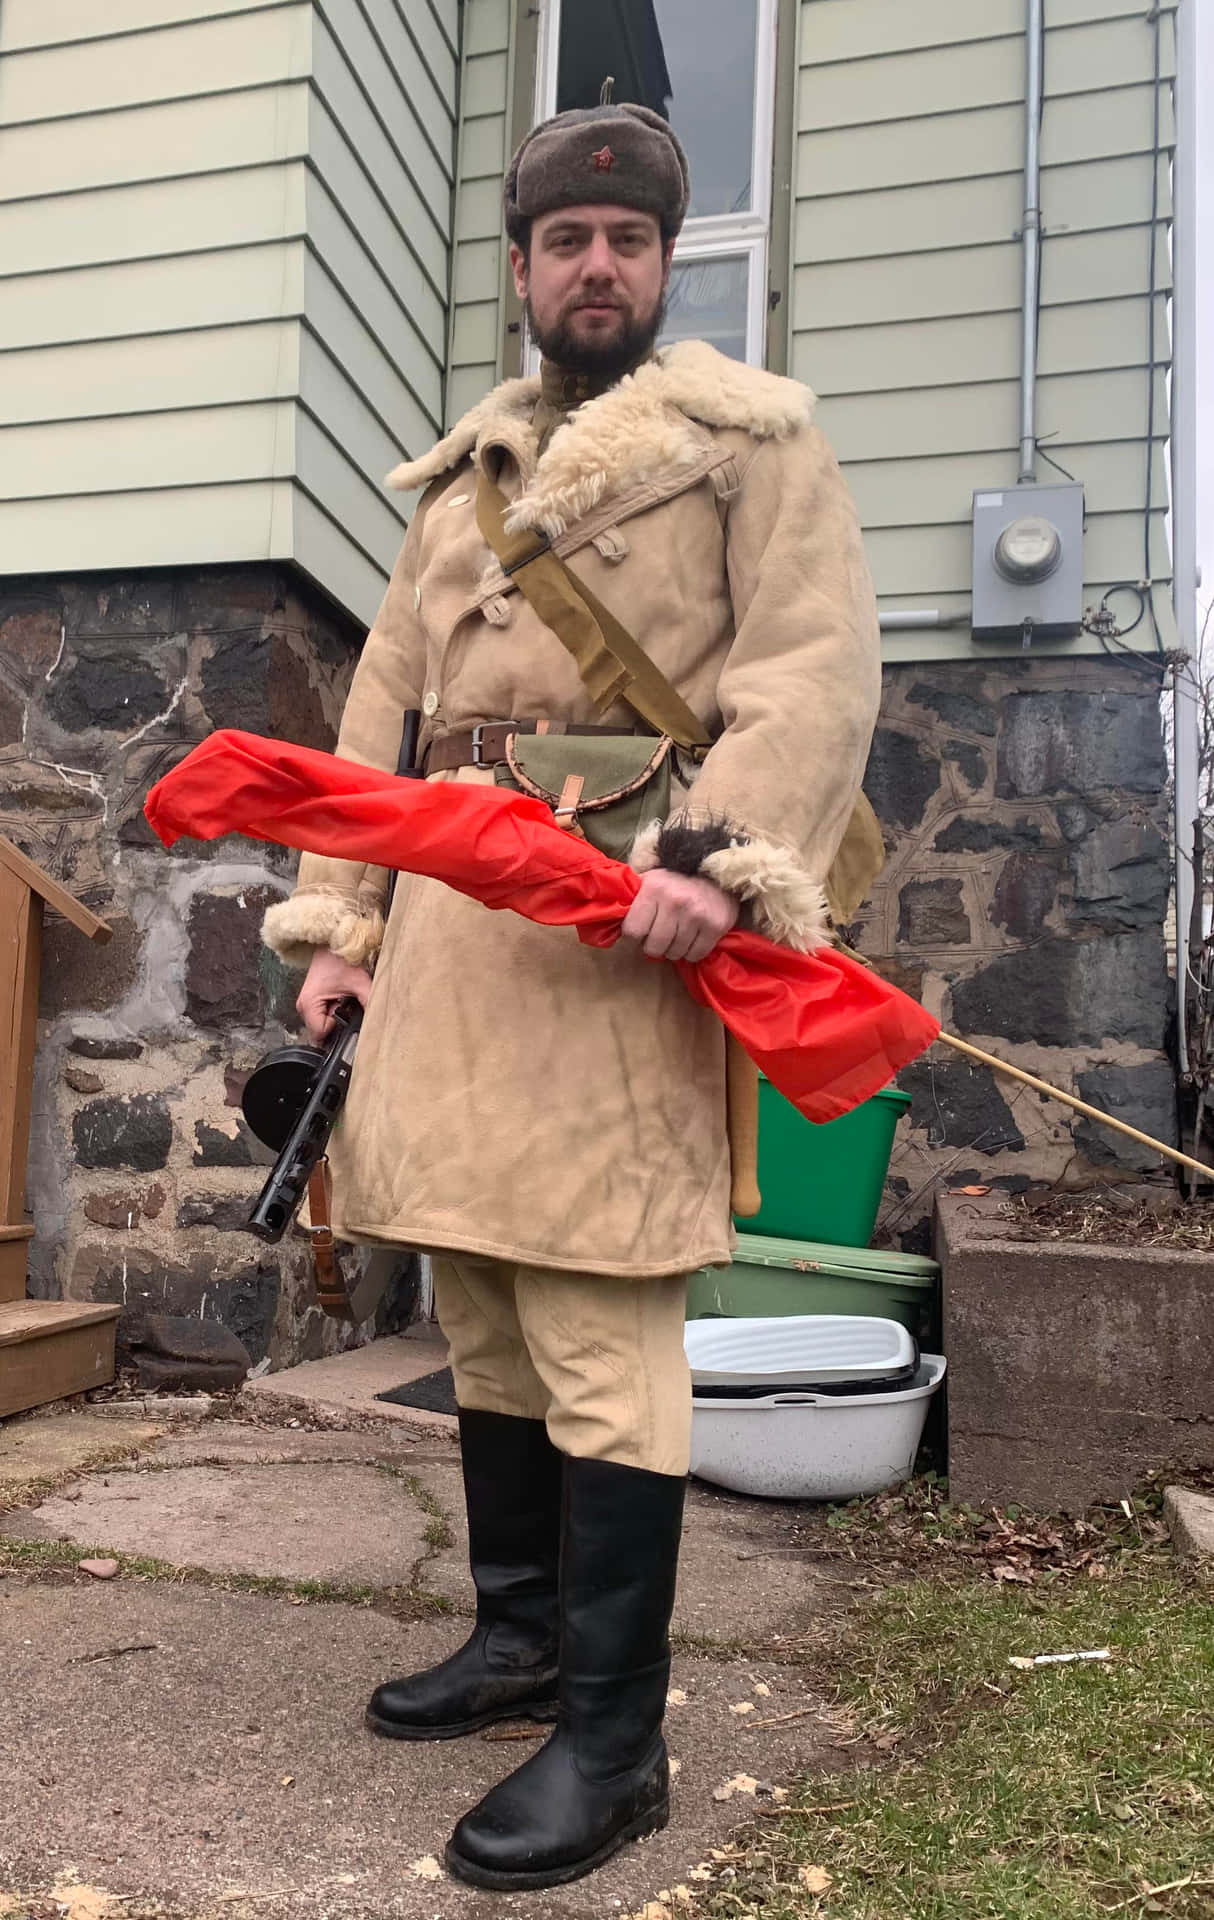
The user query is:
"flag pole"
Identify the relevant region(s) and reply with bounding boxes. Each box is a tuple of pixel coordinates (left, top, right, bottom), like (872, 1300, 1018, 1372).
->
(936, 1032, 1214, 1182)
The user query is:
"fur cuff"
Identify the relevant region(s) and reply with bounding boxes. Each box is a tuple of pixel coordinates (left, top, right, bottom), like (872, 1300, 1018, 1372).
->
(261, 893, 385, 972)
(629, 820, 664, 873)
(702, 838, 831, 951)
(631, 817, 831, 951)
(630, 816, 737, 876)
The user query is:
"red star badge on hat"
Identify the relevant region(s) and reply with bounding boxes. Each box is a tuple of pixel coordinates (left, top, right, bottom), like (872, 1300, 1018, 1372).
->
(592, 145, 616, 172)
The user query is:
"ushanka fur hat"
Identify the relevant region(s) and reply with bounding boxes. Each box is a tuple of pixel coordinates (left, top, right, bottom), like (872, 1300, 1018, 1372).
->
(504, 103, 690, 243)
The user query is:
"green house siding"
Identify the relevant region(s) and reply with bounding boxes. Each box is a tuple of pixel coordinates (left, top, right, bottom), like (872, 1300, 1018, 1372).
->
(0, 0, 459, 626)
(791, 0, 1175, 659)
(445, 0, 513, 425)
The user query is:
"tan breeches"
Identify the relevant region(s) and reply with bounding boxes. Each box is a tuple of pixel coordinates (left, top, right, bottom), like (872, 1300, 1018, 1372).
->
(431, 1254, 692, 1477)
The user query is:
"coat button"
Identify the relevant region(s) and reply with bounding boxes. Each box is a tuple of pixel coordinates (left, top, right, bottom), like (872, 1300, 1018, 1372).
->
(422, 691, 440, 717)
(413, 584, 422, 610)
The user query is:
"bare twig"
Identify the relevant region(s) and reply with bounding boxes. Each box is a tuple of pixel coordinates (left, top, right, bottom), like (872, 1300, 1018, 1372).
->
(66, 1643, 159, 1666)
(1102, 1870, 1214, 1912)
(750, 1705, 824, 1730)
(756, 1801, 859, 1819)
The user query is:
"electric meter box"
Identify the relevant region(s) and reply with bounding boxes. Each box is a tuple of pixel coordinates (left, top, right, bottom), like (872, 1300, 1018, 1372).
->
(971, 481, 1085, 640)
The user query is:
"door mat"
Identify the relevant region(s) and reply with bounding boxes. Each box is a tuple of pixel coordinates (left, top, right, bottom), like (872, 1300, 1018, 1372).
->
(375, 1367, 458, 1417)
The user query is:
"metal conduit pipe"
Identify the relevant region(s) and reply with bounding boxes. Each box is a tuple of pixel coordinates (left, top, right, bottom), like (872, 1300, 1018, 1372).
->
(1171, 0, 1200, 1078)
(878, 611, 971, 631)
(1018, 0, 1045, 483)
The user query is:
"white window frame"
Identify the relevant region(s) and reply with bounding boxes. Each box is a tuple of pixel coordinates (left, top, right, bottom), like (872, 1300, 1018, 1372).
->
(529, 0, 778, 367)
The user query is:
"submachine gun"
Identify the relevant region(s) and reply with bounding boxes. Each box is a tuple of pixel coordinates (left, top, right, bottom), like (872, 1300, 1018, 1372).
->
(238, 710, 424, 1315)
(242, 995, 363, 1245)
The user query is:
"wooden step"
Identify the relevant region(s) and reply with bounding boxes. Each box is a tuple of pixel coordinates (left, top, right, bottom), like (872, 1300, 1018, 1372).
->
(0, 1299, 121, 1419)
(0, 1225, 34, 1304)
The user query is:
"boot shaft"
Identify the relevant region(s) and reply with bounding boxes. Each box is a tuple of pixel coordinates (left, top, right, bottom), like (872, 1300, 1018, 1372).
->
(458, 1409, 563, 1648)
(557, 1457, 686, 1778)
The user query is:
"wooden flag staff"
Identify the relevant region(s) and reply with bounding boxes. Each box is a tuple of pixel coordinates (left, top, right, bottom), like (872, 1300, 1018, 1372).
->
(935, 1032, 1214, 1183)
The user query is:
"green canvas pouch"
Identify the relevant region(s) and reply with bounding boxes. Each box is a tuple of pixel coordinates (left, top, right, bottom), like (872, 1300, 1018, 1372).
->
(495, 731, 674, 864)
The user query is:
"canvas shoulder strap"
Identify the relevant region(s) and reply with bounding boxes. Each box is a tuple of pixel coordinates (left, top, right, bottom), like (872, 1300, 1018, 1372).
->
(475, 466, 710, 752)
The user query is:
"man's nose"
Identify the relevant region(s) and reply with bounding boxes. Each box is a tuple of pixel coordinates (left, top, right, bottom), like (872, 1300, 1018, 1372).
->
(579, 233, 617, 281)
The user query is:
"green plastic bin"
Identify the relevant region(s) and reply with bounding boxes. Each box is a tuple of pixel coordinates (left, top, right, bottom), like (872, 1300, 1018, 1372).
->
(736, 1078, 911, 1247)
(687, 1234, 939, 1348)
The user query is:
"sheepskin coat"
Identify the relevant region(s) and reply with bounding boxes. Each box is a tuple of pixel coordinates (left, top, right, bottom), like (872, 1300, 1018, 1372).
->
(263, 341, 881, 1278)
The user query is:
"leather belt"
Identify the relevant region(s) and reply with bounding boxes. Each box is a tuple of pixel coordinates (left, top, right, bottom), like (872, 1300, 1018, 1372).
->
(425, 720, 640, 775)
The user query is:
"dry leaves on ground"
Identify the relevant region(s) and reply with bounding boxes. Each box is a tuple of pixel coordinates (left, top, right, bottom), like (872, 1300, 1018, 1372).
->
(998, 1190, 1214, 1250)
(406, 1855, 443, 1881)
(798, 1864, 833, 1893)
(820, 1474, 1176, 1586)
(713, 1773, 759, 1802)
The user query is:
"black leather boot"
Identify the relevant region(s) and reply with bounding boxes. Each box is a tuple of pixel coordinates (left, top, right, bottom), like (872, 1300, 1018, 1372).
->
(445, 1455, 685, 1889)
(365, 1409, 562, 1740)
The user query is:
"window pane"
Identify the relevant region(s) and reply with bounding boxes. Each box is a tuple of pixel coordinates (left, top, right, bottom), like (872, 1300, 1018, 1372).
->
(661, 254, 749, 362)
(556, 0, 758, 218)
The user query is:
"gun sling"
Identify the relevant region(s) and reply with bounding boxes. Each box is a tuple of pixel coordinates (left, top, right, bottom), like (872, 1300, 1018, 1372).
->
(474, 468, 711, 752)
(470, 463, 885, 928)
(306, 1163, 354, 1320)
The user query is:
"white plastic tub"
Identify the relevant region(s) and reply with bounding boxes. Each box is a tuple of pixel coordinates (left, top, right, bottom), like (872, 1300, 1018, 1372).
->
(689, 1355, 946, 1501)
(685, 1313, 918, 1392)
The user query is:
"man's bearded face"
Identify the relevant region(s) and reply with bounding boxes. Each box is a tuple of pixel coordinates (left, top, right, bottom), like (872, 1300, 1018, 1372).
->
(511, 207, 672, 375)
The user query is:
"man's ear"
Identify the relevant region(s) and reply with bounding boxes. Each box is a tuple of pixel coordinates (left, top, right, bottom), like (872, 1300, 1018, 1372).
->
(661, 238, 677, 286)
(509, 242, 529, 301)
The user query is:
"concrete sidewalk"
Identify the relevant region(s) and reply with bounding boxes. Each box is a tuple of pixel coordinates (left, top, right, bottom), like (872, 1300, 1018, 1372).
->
(0, 1363, 861, 1920)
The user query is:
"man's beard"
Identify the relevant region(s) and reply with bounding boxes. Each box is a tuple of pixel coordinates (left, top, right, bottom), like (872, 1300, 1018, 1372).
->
(526, 291, 667, 376)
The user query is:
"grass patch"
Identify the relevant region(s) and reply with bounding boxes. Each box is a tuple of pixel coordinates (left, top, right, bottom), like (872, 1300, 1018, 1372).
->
(0, 1534, 456, 1616)
(379, 1463, 455, 1552)
(0, 1442, 152, 1517)
(0, 1533, 378, 1603)
(706, 1569, 1213, 1920)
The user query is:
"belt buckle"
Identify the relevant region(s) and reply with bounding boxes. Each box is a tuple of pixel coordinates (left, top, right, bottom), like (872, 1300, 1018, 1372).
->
(470, 723, 487, 766)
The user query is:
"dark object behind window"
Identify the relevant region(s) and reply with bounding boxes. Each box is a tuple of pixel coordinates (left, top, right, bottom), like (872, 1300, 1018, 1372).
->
(557, 0, 757, 220)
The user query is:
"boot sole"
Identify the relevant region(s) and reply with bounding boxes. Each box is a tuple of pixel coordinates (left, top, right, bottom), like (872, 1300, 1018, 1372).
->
(364, 1698, 559, 1743)
(443, 1796, 671, 1890)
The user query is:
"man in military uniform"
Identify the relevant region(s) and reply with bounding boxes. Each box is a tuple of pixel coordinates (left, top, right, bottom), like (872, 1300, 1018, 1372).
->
(263, 101, 880, 1890)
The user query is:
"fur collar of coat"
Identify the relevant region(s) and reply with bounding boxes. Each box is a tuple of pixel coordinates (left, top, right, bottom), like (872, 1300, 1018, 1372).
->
(386, 340, 816, 541)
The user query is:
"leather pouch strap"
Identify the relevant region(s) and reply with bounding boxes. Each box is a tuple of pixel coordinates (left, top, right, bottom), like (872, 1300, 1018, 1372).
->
(306, 1161, 354, 1322)
(475, 466, 710, 753)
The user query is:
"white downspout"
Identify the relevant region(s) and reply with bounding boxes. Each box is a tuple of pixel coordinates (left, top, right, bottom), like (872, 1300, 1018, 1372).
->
(1171, 0, 1200, 1078)
(1017, 0, 1045, 483)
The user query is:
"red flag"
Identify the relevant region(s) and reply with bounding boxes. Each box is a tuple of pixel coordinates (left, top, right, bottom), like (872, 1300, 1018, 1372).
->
(145, 730, 938, 1122)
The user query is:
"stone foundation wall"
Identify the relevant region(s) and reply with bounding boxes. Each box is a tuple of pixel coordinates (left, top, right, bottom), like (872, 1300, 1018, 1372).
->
(1, 566, 418, 1373)
(861, 656, 1174, 1255)
(3, 573, 1174, 1354)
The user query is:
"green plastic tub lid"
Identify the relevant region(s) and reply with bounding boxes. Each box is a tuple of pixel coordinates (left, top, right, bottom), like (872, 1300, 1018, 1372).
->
(728, 1232, 938, 1286)
(757, 1075, 911, 1112)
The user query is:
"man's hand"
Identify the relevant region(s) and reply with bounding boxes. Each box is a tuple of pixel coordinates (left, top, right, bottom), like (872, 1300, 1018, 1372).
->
(620, 868, 739, 965)
(297, 948, 373, 1046)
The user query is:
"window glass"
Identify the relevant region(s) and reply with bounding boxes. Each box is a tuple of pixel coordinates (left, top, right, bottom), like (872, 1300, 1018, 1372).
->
(661, 254, 749, 362)
(556, 0, 758, 218)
